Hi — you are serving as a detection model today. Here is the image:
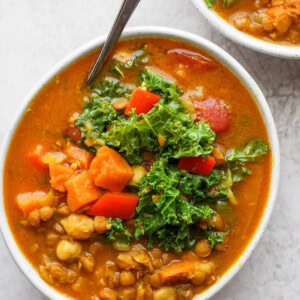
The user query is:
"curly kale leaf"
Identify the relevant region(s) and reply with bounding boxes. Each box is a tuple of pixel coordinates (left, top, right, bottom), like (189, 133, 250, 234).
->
(104, 78, 215, 161)
(105, 218, 133, 244)
(179, 169, 223, 202)
(75, 98, 119, 150)
(134, 159, 216, 253)
(226, 139, 269, 162)
(202, 230, 225, 248)
(92, 79, 133, 100)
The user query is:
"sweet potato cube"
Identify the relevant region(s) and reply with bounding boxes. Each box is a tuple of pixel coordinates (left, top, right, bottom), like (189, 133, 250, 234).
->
(49, 163, 76, 192)
(89, 146, 133, 192)
(65, 171, 101, 212)
(65, 143, 94, 170)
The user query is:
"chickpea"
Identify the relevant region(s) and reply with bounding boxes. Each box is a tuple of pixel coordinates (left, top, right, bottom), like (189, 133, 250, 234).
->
(195, 240, 211, 258)
(262, 15, 274, 31)
(145, 286, 153, 300)
(94, 216, 108, 234)
(119, 287, 137, 300)
(89, 241, 103, 255)
(150, 272, 162, 289)
(72, 277, 86, 293)
(196, 260, 216, 275)
(28, 209, 40, 227)
(178, 288, 194, 300)
(39, 206, 54, 221)
(112, 98, 128, 110)
(99, 288, 117, 300)
(151, 248, 162, 259)
(80, 254, 95, 272)
(162, 253, 171, 265)
(153, 287, 177, 300)
(120, 270, 136, 286)
(56, 240, 82, 261)
(212, 214, 223, 231)
(215, 242, 228, 252)
(46, 232, 60, 246)
(56, 204, 71, 216)
(53, 222, 65, 234)
(212, 146, 225, 166)
(233, 16, 251, 32)
(116, 254, 137, 270)
(192, 270, 206, 285)
(61, 213, 94, 239)
(152, 258, 163, 269)
(249, 23, 264, 36)
(129, 165, 147, 185)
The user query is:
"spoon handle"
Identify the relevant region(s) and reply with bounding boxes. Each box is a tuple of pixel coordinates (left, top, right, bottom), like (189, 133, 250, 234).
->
(85, 0, 141, 86)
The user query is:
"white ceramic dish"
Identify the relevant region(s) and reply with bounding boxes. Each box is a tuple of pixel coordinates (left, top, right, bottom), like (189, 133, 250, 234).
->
(0, 26, 280, 299)
(190, 0, 300, 59)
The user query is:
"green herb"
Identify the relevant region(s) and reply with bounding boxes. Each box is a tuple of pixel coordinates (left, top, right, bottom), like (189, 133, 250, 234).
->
(203, 231, 225, 248)
(15, 222, 20, 228)
(226, 139, 269, 162)
(52, 212, 58, 220)
(105, 218, 133, 244)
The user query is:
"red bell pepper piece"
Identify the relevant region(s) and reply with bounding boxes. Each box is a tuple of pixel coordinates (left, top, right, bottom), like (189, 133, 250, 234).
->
(178, 156, 216, 176)
(125, 87, 161, 116)
(27, 145, 48, 172)
(86, 192, 139, 220)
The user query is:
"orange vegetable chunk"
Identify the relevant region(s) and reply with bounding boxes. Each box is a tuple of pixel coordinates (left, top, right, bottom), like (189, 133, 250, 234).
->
(65, 171, 101, 212)
(16, 191, 46, 216)
(65, 143, 94, 169)
(27, 144, 48, 172)
(49, 163, 76, 192)
(89, 146, 133, 192)
(86, 192, 139, 220)
(160, 261, 195, 284)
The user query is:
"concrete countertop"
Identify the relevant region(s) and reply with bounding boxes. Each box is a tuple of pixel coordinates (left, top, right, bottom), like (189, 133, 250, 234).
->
(0, 0, 299, 299)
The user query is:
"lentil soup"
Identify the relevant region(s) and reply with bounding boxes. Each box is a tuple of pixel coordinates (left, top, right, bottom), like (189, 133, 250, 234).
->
(3, 38, 272, 300)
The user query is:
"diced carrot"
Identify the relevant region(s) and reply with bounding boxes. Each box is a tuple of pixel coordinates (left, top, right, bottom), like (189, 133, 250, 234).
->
(65, 143, 94, 170)
(65, 171, 101, 212)
(86, 192, 139, 220)
(16, 191, 46, 216)
(49, 163, 76, 192)
(89, 146, 133, 192)
(27, 145, 48, 172)
(125, 88, 161, 116)
(160, 261, 195, 284)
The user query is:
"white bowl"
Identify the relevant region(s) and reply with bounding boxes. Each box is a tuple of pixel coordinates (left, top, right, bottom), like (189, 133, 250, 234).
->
(190, 0, 300, 59)
(0, 26, 280, 299)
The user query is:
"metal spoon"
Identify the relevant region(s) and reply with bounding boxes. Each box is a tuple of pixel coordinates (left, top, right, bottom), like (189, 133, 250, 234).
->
(85, 0, 141, 86)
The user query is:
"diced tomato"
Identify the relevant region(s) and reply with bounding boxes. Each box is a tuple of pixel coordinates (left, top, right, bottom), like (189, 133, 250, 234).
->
(27, 145, 48, 172)
(167, 49, 216, 71)
(89, 146, 133, 192)
(178, 156, 216, 176)
(65, 125, 81, 143)
(65, 171, 101, 212)
(49, 163, 76, 192)
(65, 143, 94, 170)
(86, 192, 139, 220)
(125, 88, 161, 116)
(194, 98, 231, 133)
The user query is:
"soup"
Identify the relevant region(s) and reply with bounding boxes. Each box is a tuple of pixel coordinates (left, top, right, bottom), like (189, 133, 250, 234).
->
(3, 38, 272, 300)
(206, 0, 300, 45)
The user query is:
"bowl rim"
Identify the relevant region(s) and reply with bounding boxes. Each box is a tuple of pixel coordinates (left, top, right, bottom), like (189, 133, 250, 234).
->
(190, 0, 300, 59)
(0, 26, 280, 300)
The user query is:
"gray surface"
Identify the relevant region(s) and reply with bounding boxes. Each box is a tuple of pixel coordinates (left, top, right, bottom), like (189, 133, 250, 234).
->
(0, 0, 299, 299)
